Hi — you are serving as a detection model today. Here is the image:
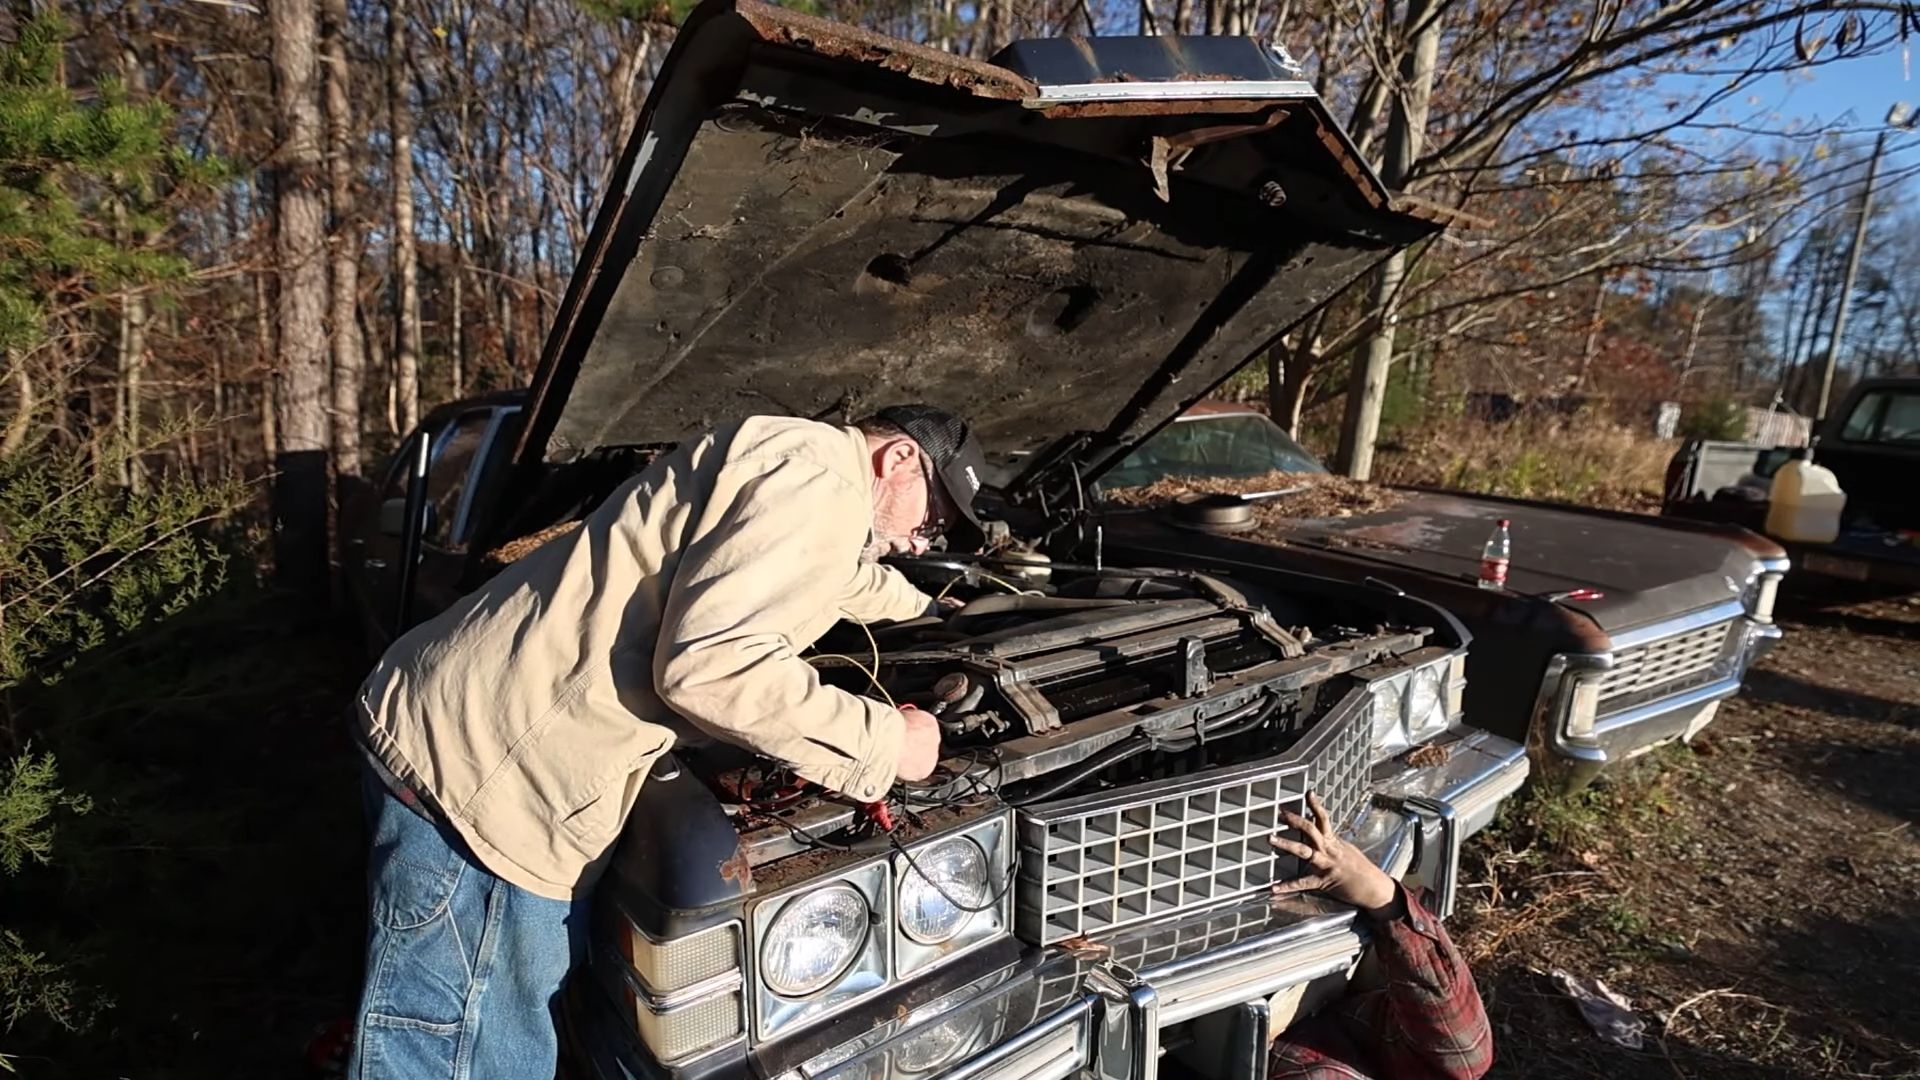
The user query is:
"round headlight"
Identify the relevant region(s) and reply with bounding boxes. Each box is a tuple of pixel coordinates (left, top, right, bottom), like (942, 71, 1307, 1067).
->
(1404, 665, 1447, 740)
(894, 1012, 989, 1074)
(897, 838, 990, 945)
(760, 884, 869, 997)
(1368, 676, 1409, 754)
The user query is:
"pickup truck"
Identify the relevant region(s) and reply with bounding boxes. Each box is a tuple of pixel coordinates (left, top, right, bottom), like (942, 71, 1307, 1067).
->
(335, 6, 1529, 1079)
(1665, 377, 1920, 589)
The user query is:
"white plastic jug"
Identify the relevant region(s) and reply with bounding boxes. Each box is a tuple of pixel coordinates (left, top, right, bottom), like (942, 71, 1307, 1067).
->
(1765, 453, 1846, 544)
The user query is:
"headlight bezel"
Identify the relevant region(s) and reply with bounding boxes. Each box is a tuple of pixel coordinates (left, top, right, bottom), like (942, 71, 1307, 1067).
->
(1364, 653, 1467, 763)
(747, 812, 1013, 1044)
(749, 858, 892, 1042)
(896, 837, 989, 946)
(892, 815, 1012, 979)
(758, 882, 873, 997)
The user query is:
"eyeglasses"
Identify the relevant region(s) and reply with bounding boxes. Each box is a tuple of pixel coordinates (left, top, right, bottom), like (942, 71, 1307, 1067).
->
(914, 456, 951, 542)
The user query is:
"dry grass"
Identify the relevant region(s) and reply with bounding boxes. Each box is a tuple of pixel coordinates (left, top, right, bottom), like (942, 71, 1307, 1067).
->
(1373, 417, 1673, 512)
(1103, 472, 1411, 519)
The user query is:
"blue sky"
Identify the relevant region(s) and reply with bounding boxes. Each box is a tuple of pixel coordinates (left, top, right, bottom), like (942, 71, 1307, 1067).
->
(1708, 47, 1920, 170)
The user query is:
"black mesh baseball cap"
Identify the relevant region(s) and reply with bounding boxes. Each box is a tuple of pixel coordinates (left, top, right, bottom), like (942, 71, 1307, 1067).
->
(873, 404, 988, 531)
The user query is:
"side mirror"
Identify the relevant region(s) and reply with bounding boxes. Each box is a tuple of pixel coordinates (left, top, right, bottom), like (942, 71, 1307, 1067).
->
(378, 498, 437, 538)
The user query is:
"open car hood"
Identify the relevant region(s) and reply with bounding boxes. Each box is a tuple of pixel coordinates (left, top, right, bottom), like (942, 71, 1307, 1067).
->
(515, 0, 1444, 491)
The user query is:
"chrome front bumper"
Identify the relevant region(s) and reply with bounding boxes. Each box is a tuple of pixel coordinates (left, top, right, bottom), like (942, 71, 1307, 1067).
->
(1540, 610, 1779, 785)
(771, 730, 1528, 1080)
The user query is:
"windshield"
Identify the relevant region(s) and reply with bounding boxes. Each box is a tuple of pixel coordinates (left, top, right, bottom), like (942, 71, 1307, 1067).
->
(1840, 389, 1920, 446)
(1102, 413, 1328, 489)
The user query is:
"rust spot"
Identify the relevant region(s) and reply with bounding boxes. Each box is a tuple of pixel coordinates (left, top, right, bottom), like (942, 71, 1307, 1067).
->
(1402, 743, 1453, 769)
(1305, 111, 1388, 210)
(718, 844, 755, 890)
(1036, 98, 1280, 120)
(1055, 935, 1112, 959)
(734, 0, 1034, 101)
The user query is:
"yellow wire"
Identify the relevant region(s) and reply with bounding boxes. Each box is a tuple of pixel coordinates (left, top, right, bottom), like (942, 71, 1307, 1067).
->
(806, 619, 896, 709)
(937, 570, 1031, 599)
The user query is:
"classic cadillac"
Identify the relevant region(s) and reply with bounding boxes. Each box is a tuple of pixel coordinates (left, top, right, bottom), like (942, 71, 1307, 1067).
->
(337, 4, 1529, 1077)
(1097, 403, 1789, 790)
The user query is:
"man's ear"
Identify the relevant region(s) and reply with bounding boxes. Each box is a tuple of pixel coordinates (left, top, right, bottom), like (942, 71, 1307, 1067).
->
(875, 436, 919, 480)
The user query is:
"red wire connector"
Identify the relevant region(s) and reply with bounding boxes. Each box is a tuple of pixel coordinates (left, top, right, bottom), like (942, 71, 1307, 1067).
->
(864, 800, 897, 832)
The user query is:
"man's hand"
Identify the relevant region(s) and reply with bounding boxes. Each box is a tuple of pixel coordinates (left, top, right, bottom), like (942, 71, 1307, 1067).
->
(896, 705, 942, 781)
(1271, 792, 1401, 920)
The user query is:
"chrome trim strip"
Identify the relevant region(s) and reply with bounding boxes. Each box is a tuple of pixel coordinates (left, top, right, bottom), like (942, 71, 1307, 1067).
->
(1590, 672, 1742, 740)
(1146, 923, 1363, 1027)
(1605, 599, 1747, 652)
(936, 993, 1097, 1080)
(629, 969, 744, 1014)
(593, 944, 749, 1066)
(1536, 653, 1612, 766)
(1088, 965, 1160, 1080)
(1024, 79, 1320, 105)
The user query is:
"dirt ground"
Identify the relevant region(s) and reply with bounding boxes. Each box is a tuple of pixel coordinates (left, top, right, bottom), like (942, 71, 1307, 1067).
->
(1453, 587, 1920, 1079)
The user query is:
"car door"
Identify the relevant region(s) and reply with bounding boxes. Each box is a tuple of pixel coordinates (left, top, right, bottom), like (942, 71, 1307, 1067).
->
(408, 405, 523, 623)
(340, 427, 428, 648)
(345, 405, 520, 655)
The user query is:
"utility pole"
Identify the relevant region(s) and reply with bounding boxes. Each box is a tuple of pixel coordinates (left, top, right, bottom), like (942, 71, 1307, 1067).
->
(1816, 103, 1914, 421)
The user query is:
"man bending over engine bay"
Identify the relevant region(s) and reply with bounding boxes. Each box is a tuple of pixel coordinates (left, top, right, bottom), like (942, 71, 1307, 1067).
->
(346, 405, 985, 1079)
(1267, 793, 1494, 1079)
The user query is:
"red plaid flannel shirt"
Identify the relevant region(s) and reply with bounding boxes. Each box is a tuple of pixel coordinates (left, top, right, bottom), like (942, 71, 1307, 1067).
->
(1268, 887, 1493, 1080)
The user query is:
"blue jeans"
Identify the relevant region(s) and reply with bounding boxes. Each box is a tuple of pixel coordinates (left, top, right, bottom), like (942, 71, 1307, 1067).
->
(350, 772, 591, 1079)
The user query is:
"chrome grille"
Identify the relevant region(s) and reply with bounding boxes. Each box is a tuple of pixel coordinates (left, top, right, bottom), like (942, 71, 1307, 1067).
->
(1596, 620, 1736, 712)
(1014, 691, 1372, 946)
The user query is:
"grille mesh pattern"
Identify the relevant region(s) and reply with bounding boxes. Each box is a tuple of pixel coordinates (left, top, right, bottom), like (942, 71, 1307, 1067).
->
(1595, 620, 1735, 711)
(1014, 697, 1372, 946)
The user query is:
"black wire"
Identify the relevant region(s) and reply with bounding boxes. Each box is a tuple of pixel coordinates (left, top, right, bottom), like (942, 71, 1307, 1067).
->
(888, 830, 1018, 914)
(900, 746, 1006, 808)
(756, 812, 857, 852)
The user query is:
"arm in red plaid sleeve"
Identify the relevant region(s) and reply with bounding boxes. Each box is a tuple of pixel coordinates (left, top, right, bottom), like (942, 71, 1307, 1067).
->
(1268, 885, 1492, 1080)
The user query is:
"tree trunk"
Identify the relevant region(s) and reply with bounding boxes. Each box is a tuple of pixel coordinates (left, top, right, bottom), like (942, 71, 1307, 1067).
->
(117, 42, 149, 493)
(1574, 271, 1607, 390)
(388, 0, 422, 433)
(1336, 0, 1440, 481)
(118, 279, 147, 492)
(254, 269, 278, 461)
(451, 195, 466, 398)
(2, 349, 30, 456)
(270, 0, 333, 597)
(1172, 0, 1189, 35)
(323, 0, 365, 476)
(1205, 0, 1223, 35)
(1266, 345, 1315, 437)
(1677, 295, 1709, 387)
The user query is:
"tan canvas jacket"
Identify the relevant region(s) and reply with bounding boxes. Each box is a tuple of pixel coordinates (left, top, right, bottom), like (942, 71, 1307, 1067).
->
(356, 416, 932, 900)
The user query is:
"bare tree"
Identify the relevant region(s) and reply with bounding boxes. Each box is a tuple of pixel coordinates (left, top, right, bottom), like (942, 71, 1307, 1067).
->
(322, 0, 365, 475)
(268, 0, 332, 593)
(389, 0, 423, 434)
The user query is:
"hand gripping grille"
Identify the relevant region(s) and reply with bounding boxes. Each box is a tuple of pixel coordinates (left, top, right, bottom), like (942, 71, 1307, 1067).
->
(1594, 619, 1737, 713)
(1013, 690, 1373, 946)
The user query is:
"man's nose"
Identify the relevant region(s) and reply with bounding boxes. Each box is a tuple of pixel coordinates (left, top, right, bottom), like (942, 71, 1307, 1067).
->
(908, 536, 931, 556)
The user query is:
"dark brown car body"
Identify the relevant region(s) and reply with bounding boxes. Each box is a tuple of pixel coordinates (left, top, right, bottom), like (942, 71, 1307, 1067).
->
(1099, 405, 1789, 788)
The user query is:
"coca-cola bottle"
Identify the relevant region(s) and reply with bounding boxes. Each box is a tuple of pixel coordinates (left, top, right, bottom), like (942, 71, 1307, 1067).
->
(1479, 519, 1511, 590)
